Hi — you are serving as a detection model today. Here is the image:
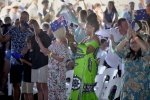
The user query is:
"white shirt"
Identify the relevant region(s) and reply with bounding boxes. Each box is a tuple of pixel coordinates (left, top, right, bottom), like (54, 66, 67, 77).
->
(27, 3, 38, 19)
(9, 11, 20, 23)
(96, 49, 107, 66)
(96, 28, 124, 69)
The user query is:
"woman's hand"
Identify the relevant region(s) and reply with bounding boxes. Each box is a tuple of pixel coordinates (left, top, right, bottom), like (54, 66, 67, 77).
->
(66, 31, 75, 42)
(35, 36, 41, 44)
(19, 58, 25, 63)
(126, 25, 133, 40)
(110, 34, 114, 41)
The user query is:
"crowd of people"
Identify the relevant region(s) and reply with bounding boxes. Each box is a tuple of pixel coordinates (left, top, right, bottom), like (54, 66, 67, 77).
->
(0, 0, 150, 100)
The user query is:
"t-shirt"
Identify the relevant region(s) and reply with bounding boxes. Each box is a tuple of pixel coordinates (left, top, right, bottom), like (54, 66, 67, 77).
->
(8, 26, 32, 65)
(31, 29, 51, 69)
(22, 50, 32, 82)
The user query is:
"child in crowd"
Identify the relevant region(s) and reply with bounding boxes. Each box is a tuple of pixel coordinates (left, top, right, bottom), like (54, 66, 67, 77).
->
(97, 38, 109, 74)
(20, 36, 34, 100)
(41, 22, 54, 40)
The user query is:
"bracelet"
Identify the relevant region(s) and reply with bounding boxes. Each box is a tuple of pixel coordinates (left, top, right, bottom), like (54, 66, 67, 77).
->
(133, 36, 138, 41)
(125, 38, 129, 41)
(49, 52, 53, 56)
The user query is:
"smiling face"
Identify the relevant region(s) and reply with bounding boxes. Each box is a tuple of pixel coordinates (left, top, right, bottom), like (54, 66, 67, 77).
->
(130, 38, 140, 52)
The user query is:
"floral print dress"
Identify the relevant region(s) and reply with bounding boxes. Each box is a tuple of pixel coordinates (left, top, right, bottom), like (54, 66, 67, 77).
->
(47, 41, 70, 100)
(116, 46, 150, 100)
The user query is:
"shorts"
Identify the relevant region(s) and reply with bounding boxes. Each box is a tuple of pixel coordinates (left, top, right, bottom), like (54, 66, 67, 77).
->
(31, 65, 48, 83)
(5, 49, 11, 60)
(10, 64, 24, 83)
(21, 82, 34, 93)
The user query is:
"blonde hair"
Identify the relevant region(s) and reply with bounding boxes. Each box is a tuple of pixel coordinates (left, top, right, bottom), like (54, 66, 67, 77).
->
(53, 26, 67, 41)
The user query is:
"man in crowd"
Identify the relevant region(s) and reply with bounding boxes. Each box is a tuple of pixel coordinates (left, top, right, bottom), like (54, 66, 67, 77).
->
(96, 18, 128, 77)
(29, 19, 51, 100)
(0, 11, 32, 100)
(27, 0, 38, 21)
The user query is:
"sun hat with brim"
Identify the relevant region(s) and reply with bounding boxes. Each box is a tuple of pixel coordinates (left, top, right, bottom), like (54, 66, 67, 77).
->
(11, 2, 19, 8)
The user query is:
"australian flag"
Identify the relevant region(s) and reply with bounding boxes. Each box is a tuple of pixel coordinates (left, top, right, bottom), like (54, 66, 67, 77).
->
(50, 16, 68, 32)
(134, 9, 148, 20)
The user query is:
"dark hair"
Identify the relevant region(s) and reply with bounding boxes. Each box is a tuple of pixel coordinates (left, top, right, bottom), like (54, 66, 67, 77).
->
(21, 11, 29, 20)
(79, 10, 87, 22)
(4, 16, 11, 23)
(129, 2, 135, 5)
(101, 38, 107, 44)
(86, 13, 99, 32)
(41, 0, 49, 4)
(25, 35, 32, 43)
(104, 1, 117, 15)
(29, 19, 39, 27)
(86, 13, 97, 22)
(117, 18, 126, 26)
(126, 35, 143, 60)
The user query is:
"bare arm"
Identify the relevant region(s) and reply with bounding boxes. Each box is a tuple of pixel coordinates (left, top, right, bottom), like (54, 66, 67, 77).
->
(0, 31, 11, 42)
(20, 59, 32, 66)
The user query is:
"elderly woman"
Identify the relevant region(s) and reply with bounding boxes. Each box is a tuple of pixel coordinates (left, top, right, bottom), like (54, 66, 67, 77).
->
(115, 26, 150, 99)
(35, 26, 70, 100)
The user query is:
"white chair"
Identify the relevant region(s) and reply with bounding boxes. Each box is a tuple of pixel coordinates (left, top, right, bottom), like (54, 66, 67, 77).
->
(98, 65, 106, 74)
(94, 74, 106, 99)
(102, 68, 118, 88)
(101, 78, 122, 100)
(66, 70, 74, 97)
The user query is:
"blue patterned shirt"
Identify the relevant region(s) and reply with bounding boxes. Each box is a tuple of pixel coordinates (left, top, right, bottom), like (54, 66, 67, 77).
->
(8, 26, 32, 65)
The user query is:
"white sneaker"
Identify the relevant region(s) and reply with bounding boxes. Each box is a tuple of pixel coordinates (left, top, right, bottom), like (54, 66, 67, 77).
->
(0, 91, 5, 95)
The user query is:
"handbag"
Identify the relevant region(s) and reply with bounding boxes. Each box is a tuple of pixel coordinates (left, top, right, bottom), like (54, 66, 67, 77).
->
(126, 78, 142, 92)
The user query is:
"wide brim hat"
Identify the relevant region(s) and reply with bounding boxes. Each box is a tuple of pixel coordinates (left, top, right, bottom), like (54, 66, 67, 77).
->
(10, 2, 19, 8)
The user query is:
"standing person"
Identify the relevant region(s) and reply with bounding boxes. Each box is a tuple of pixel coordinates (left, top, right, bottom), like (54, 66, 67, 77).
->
(38, 0, 55, 24)
(96, 18, 128, 77)
(0, 16, 12, 95)
(28, 19, 51, 100)
(66, 16, 100, 100)
(27, 0, 38, 21)
(116, 28, 150, 100)
(0, 11, 32, 100)
(103, 1, 118, 29)
(138, 0, 146, 9)
(20, 36, 34, 100)
(35, 26, 70, 100)
(123, 2, 135, 22)
(9, 2, 20, 23)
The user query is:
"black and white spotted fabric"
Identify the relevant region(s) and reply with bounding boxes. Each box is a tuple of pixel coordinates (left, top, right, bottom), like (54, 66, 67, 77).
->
(8, 26, 32, 64)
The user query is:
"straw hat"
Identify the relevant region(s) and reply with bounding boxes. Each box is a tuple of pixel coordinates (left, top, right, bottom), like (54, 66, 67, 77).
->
(10, 2, 19, 8)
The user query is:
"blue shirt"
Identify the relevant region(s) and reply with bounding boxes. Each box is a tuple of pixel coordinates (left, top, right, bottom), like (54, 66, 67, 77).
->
(8, 26, 32, 65)
(123, 11, 132, 22)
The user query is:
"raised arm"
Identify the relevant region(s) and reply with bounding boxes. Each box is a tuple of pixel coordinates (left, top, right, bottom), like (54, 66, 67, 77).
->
(35, 36, 64, 62)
